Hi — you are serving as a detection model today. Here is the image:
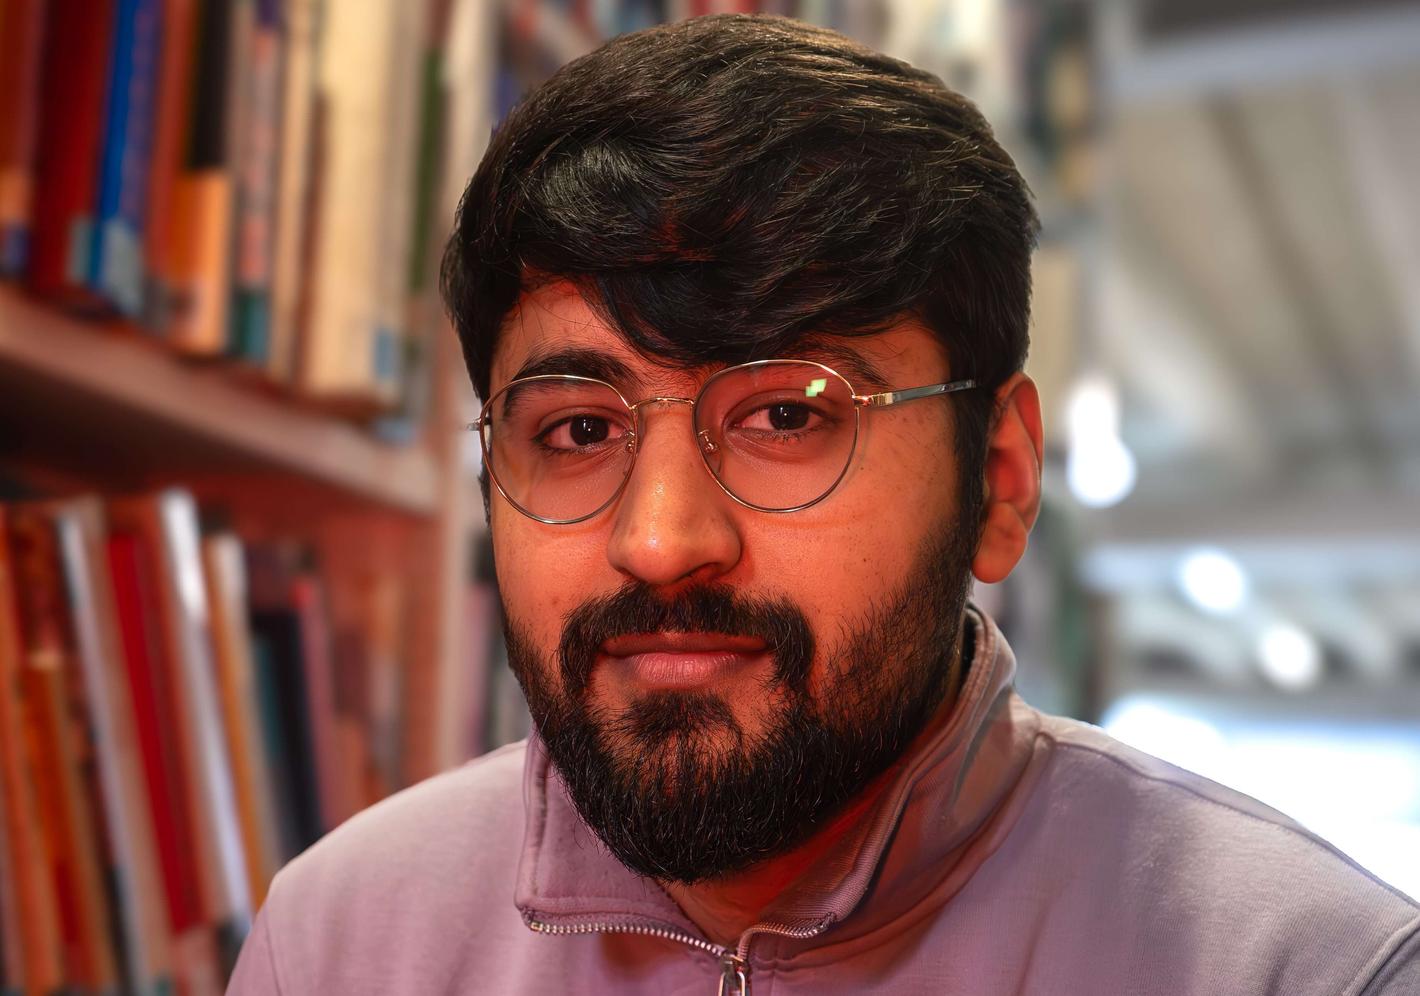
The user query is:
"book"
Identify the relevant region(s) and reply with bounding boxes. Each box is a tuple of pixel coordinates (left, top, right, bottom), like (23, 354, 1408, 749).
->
(26, 0, 119, 306)
(245, 541, 324, 852)
(0, 0, 47, 276)
(201, 532, 282, 908)
(4, 505, 120, 992)
(0, 507, 66, 996)
(288, 573, 350, 833)
(89, 0, 164, 316)
(359, 571, 406, 801)
(266, 0, 319, 385)
(108, 491, 252, 965)
(0, 781, 16, 993)
(50, 497, 174, 995)
(227, 0, 282, 367)
(107, 530, 205, 933)
(166, 0, 237, 354)
(368, 0, 427, 409)
(372, 0, 449, 445)
(298, 0, 405, 409)
(142, 0, 199, 332)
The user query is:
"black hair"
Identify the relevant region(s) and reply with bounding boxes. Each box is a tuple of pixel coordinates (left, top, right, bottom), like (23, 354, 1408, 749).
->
(441, 13, 1038, 514)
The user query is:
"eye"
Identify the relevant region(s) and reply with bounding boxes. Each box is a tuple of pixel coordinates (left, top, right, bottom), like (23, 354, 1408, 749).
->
(538, 413, 629, 451)
(736, 402, 817, 434)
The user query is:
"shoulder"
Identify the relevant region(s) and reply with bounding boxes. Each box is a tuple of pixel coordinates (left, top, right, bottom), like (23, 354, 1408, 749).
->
(1036, 714, 1415, 904)
(280, 738, 527, 889)
(1028, 713, 1419, 990)
(258, 740, 529, 946)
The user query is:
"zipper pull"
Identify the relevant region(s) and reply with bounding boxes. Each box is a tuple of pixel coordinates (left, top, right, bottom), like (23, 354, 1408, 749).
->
(717, 952, 750, 996)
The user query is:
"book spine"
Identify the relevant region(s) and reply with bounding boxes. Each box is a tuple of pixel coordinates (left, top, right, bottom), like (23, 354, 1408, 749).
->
(150, 491, 252, 933)
(51, 500, 174, 995)
(107, 532, 202, 936)
(167, 0, 236, 353)
(244, 543, 321, 853)
(370, 6, 447, 445)
(201, 534, 282, 909)
(5, 507, 120, 992)
(91, 0, 165, 316)
(369, 0, 425, 406)
(26, 0, 120, 306)
(228, 0, 281, 367)
(289, 574, 347, 832)
(299, 0, 401, 407)
(142, 0, 198, 333)
(0, 506, 66, 996)
(0, 0, 48, 276)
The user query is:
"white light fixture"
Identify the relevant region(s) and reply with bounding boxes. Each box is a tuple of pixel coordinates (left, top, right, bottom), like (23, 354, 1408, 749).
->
(1066, 436, 1137, 508)
(1177, 549, 1249, 615)
(1065, 375, 1137, 508)
(1256, 623, 1324, 691)
(1101, 698, 1227, 779)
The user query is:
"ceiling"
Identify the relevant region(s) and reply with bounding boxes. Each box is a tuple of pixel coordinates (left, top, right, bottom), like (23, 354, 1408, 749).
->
(1071, 1, 1420, 689)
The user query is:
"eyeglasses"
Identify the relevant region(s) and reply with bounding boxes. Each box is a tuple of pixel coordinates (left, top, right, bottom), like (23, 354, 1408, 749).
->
(468, 358, 976, 524)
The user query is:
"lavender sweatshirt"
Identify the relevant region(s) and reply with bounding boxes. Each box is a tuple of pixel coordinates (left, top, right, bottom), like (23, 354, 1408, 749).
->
(228, 609, 1420, 994)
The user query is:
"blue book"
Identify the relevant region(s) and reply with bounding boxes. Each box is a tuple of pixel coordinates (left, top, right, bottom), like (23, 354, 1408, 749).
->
(89, 0, 164, 316)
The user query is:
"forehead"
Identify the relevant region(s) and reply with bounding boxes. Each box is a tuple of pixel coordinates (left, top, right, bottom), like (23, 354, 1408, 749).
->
(489, 279, 947, 394)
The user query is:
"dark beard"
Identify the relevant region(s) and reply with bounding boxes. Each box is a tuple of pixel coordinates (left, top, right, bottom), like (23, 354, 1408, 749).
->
(503, 520, 977, 884)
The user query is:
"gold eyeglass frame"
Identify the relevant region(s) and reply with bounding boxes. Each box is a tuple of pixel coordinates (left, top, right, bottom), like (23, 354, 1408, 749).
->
(467, 358, 976, 525)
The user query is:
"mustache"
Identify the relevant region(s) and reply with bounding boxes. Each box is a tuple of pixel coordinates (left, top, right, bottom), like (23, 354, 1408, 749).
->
(557, 582, 815, 699)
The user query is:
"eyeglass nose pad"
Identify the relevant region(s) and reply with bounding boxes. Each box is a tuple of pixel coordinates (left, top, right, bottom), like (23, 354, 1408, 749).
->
(625, 431, 638, 455)
(698, 429, 717, 455)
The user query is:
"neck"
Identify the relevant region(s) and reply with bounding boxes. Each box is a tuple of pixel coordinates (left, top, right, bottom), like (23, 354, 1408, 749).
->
(661, 632, 971, 947)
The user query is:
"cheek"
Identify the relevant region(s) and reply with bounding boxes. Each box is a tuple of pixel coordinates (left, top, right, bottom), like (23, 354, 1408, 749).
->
(756, 416, 956, 630)
(492, 514, 607, 645)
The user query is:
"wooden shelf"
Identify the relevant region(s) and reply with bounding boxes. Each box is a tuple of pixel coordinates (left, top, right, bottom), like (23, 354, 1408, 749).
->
(0, 285, 441, 515)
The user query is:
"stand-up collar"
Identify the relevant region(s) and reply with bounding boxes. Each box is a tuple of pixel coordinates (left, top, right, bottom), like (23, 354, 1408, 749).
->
(515, 606, 1041, 950)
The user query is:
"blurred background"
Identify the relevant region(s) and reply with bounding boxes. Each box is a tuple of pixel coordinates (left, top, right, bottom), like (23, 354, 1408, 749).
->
(0, 1, 1416, 992)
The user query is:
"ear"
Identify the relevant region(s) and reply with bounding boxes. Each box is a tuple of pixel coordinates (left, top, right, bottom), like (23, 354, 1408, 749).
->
(972, 373, 1044, 585)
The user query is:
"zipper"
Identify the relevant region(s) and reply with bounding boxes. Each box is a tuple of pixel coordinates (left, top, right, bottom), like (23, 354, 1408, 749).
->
(528, 914, 738, 992)
(734, 917, 833, 962)
(526, 912, 835, 995)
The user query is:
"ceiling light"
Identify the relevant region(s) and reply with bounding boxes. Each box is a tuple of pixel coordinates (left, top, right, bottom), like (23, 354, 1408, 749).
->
(1177, 549, 1248, 615)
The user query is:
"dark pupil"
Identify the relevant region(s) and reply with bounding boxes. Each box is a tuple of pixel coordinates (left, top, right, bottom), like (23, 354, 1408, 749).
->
(569, 416, 609, 446)
(769, 404, 810, 431)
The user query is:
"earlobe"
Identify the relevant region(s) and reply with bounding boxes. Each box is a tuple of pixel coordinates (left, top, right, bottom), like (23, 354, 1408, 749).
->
(970, 374, 1044, 585)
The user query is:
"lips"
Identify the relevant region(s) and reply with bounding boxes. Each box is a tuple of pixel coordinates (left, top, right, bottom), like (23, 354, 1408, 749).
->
(600, 632, 770, 689)
(602, 632, 768, 656)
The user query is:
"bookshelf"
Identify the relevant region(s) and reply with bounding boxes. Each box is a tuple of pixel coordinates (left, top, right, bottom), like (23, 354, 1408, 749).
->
(0, 4, 489, 989)
(0, 285, 443, 516)
(0, 280, 479, 992)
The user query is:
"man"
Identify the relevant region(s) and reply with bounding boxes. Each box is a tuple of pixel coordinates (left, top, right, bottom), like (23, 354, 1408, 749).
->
(229, 14, 1418, 995)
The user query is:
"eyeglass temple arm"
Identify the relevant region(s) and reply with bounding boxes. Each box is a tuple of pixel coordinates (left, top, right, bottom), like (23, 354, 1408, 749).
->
(855, 379, 976, 408)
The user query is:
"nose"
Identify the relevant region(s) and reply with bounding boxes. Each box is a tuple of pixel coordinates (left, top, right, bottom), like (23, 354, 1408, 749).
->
(605, 401, 743, 588)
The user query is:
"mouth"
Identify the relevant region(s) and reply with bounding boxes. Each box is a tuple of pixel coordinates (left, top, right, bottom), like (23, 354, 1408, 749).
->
(600, 632, 770, 689)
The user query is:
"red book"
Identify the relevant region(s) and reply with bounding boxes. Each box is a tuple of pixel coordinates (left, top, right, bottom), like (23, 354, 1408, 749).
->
(25, 0, 118, 304)
(5, 506, 119, 990)
(107, 532, 203, 934)
(0, 0, 47, 274)
(0, 506, 65, 993)
(143, 0, 198, 331)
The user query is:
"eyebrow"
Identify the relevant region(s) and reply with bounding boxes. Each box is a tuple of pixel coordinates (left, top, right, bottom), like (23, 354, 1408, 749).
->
(508, 347, 639, 387)
(502, 340, 895, 397)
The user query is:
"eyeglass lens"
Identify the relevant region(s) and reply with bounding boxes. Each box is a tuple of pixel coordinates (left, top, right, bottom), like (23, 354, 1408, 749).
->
(482, 363, 860, 521)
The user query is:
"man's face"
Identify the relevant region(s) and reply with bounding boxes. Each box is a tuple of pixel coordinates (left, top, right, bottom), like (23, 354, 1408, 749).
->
(490, 280, 981, 882)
